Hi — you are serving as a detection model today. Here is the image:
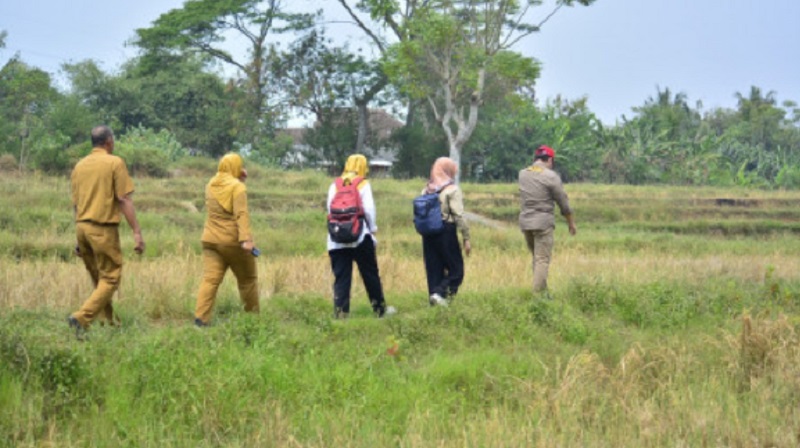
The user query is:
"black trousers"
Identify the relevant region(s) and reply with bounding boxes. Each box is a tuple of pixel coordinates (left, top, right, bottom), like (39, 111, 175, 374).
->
(422, 222, 464, 298)
(329, 235, 386, 314)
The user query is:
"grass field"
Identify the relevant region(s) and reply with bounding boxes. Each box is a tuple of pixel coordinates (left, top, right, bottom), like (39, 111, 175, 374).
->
(2, 160, 800, 447)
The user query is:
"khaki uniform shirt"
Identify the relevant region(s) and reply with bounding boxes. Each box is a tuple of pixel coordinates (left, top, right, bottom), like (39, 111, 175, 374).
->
(425, 185, 471, 241)
(201, 184, 252, 245)
(518, 161, 572, 231)
(71, 148, 135, 224)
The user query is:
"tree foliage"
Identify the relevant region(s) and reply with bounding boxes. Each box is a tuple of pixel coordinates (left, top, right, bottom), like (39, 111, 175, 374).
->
(383, 0, 593, 180)
(3, 6, 800, 189)
(134, 0, 316, 149)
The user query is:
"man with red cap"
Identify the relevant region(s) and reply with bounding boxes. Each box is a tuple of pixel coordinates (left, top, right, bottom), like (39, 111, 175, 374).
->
(518, 145, 576, 295)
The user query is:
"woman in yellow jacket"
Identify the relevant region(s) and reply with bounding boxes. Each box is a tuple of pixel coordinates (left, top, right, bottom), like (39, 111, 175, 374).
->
(194, 153, 259, 326)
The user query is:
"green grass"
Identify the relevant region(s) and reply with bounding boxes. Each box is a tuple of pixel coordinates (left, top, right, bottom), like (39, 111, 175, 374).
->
(2, 165, 800, 446)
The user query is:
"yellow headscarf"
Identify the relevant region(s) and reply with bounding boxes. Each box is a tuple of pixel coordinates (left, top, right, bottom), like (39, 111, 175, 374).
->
(208, 153, 245, 213)
(340, 154, 369, 185)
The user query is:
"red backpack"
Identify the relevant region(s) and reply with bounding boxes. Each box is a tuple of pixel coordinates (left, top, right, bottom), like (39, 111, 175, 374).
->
(327, 176, 365, 243)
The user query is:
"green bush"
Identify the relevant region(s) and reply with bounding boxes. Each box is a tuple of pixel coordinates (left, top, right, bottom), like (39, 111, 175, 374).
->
(121, 125, 186, 162)
(31, 132, 74, 173)
(0, 153, 17, 172)
(114, 143, 170, 177)
(776, 165, 800, 189)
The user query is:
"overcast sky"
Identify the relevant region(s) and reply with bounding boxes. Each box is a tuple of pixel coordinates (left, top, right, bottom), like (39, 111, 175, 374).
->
(2, 0, 798, 124)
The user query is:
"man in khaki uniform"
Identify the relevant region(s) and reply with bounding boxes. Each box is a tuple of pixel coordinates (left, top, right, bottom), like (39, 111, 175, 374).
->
(518, 145, 576, 294)
(69, 125, 144, 336)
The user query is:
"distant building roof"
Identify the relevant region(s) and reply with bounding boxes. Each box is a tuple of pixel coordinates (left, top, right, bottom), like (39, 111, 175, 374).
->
(278, 109, 404, 146)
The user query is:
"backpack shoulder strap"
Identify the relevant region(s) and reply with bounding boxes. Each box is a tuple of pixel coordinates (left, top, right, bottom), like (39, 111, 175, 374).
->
(334, 177, 345, 190)
(435, 181, 454, 194)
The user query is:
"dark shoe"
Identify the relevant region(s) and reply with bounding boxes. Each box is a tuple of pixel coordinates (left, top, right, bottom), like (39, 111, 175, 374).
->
(333, 307, 349, 319)
(67, 316, 86, 340)
(194, 318, 208, 327)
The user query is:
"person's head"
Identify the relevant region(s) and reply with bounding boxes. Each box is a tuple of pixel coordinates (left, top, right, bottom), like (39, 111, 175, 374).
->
(427, 157, 458, 191)
(342, 154, 369, 179)
(534, 145, 555, 168)
(91, 125, 114, 153)
(217, 153, 244, 180)
(431, 157, 458, 181)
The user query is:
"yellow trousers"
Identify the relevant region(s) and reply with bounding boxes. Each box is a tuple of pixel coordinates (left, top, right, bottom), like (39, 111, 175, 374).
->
(73, 222, 123, 328)
(523, 228, 554, 293)
(195, 242, 259, 323)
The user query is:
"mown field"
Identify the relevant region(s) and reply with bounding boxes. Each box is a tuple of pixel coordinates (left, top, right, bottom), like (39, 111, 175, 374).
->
(2, 159, 800, 447)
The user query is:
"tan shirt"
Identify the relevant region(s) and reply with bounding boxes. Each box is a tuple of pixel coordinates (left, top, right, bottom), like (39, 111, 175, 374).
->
(201, 184, 252, 245)
(425, 185, 471, 241)
(518, 161, 572, 231)
(71, 148, 135, 224)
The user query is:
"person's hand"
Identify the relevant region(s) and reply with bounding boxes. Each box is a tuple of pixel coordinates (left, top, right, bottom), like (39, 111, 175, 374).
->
(134, 233, 145, 255)
(464, 240, 472, 257)
(239, 168, 248, 183)
(569, 223, 577, 236)
(241, 240, 254, 252)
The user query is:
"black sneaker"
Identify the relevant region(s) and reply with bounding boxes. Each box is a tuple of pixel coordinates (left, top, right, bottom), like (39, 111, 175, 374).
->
(333, 307, 349, 319)
(67, 316, 86, 340)
(194, 318, 208, 327)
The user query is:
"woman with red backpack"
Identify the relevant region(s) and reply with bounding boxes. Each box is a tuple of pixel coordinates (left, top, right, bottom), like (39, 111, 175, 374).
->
(327, 154, 395, 319)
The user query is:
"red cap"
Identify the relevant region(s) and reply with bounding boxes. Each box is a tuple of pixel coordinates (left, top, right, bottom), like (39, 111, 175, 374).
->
(535, 145, 555, 160)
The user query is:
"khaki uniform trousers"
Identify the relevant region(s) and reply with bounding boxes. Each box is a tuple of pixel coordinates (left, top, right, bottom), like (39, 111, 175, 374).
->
(195, 242, 259, 323)
(73, 222, 123, 327)
(523, 227, 554, 293)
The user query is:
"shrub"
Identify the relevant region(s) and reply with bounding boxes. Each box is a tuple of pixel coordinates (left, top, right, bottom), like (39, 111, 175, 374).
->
(115, 143, 170, 177)
(114, 126, 187, 177)
(775, 165, 800, 189)
(121, 125, 186, 162)
(0, 153, 17, 172)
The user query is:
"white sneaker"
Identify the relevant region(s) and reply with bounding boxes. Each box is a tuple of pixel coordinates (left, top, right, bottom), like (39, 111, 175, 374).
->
(384, 306, 397, 316)
(429, 293, 448, 307)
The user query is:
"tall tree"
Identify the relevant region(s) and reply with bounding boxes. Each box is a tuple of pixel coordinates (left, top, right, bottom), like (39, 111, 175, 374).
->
(272, 30, 389, 165)
(134, 0, 315, 149)
(334, 0, 427, 153)
(0, 57, 58, 169)
(384, 0, 594, 181)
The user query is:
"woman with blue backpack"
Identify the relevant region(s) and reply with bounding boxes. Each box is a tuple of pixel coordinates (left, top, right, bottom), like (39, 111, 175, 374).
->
(414, 157, 471, 306)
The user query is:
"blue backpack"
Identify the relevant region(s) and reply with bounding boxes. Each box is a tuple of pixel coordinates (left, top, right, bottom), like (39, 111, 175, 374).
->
(413, 183, 452, 236)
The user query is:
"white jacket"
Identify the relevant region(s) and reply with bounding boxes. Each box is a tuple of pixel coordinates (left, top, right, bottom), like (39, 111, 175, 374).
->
(326, 180, 377, 251)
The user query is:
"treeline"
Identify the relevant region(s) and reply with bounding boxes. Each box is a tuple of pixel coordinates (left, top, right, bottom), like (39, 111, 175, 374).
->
(1, 0, 799, 187)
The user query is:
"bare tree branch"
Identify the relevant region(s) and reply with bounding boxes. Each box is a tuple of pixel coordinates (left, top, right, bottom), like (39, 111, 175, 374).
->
(336, 0, 386, 53)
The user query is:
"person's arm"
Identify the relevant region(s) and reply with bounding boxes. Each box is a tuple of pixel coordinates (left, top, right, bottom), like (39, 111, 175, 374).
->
(448, 187, 472, 256)
(565, 213, 577, 236)
(551, 177, 576, 236)
(232, 187, 254, 251)
(71, 172, 81, 255)
(118, 193, 145, 254)
(73, 205, 81, 256)
(327, 182, 336, 214)
(360, 182, 377, 234)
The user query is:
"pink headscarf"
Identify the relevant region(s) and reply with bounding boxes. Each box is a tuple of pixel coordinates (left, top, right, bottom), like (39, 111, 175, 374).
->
(426, 157, 457, 193)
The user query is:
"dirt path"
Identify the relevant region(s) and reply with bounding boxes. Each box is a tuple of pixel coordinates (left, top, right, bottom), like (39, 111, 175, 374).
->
(463, 211, 508, 230)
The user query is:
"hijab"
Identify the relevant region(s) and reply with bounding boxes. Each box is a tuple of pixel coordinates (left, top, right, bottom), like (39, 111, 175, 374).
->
(208, 153, 245, 213)
(340, 154, 368, 185)
(426, 157, 457, 193)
